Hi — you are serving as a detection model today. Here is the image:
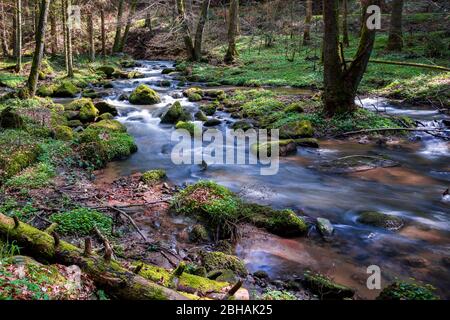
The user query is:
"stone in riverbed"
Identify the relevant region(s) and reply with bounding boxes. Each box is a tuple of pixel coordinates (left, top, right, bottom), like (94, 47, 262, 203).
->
(94, 101, 118, 116)
(357, 211, 404, 231)
(160, 101, 192, 124)
(303, 271, 355, 300)
(279, 120, 314, 138)
(194, 110, 208, 121)
(129, 84, 161, 105)
(231, 120, 253, 131)
(204, 118, 221, 127)
(295, 138, 319, 148)
(316, 218, 334, 237)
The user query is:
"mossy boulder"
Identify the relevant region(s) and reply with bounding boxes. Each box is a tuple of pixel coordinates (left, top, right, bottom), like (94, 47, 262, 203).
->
(204, 89, 226, 101)
(36, 84, 56, 97)
(94, 101, 118, 116)
(241, 203, 308, 237)
(67, 120, 83, 128)
(162, 68, 176, 75)
(65, 98, 92, 111)
(295, 138, 319, 148)
(204, 118, 221, 127)
(129, 84, 161, 105)
(194, 110, 208, 121)
(53, 81, 79, 98)
(187, 93, 202, 102)
(98, 113, 114, 121)
(251, 139, 297, 157)
(183, 87, 203, 98)
(54, 125, 73, 141)
(141, 169, 166, 185)
(199, 251, 247, 277)
(160, 101, 192, 124)
(232, 120, 253, 131)
(175, 121, 199, 136)
(97, 65, 116, 78)
(284, 102, 304, 113)
(79, 102, 99, 123)
(88, 120, 126, 132)
(377, 281, 439, 300)
(0, 143, 41, 183)
(357, 211, 404, 231)
(159, 80, 171, 87)
(316, 217, 334, 237)
(303, 271, 355, 300)
(200, 102, 218, 116)
(189, 224, 209, 243)
(279, 120, 314, 139)
(0, 107, 24, 129)
(120, 60, 137, 68)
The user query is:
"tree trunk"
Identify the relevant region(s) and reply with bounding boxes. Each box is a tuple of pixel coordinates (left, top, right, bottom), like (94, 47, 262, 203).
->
(15, 0, 22, 73)
(0, 0, 10, 57)
(87, 12, 95, 61)
(193, 0, 211, 62)
(61, 0, 68, 73)
(50, 6, 57, 55)
(322, 0, 379, 116)
(176, 0, 195, 60)
(303, 0, 312, 45)
(0, 213, 188, 300)
(100, 9, 106, 57)
(145, 12, 152, 31)
(342, 0, 349, 47)
(112, 0, 125, 53)
(65, 0, 73, 77)
(224, 0, 239, 64)
(27, 0, 50, 96)
(119, 0, 138, 52)
(386, 0, 404, 51)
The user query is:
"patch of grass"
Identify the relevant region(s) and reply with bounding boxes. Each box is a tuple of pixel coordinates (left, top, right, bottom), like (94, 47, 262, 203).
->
(5, 162, 55, 190)
(50, 207, 113, 236)
(0, 72, 26, 88)
(0, 199, 39, 221)
(377, 280, 439, 300)
(0, 240, 21, 263)
(261, 290, 297, 300)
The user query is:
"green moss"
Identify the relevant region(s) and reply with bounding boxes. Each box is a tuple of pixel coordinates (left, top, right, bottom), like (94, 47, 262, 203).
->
(97, 65, 116, 78)
(175, 121, 199, 136)
(284, 102, 304, 113)
(79, 102, 99, 123)
(194, 110, 208, 121)
(251, 139, 297, 157)
(184, 87, 203, 97)
(53, 81, 79, 98)
(160, 101, 192, 124)
(199, 251, 247, 276)
(67, 120, 83, 128)
(129, 84, 161, 105)
(88, 120, 126, 132)
(278, 120, 314, 138)
(141, 169, 166, 185)
(204, 89, 226, 100)
(36, 85, 56, 97)
(303, 271, 355, 299)
(357, 211, 404, 231)
(189, 224, 209, 243)
(200, 101, 219, 116)
(187, 93, 202, 102)
(262, 290, 297, 300)
(94, 101, 118, 116)
(98, 113, 114, 121)
(50, 207, 113, 236)
(377, 280, 439, 300)
(241, 203, 308, 237)
(54, 125, 73, 141)
(295, 138, 319, 148)
(5, 162, 55, 190)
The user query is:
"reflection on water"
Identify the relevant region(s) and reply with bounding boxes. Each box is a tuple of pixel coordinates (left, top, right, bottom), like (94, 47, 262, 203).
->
(98, 61, 450, 298)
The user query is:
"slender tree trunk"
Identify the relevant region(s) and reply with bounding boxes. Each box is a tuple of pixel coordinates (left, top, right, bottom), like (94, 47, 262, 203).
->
(386, 0, 404, 51)
(0, 0, 10, 57)
(61, 0, 68, 72)
(224, 0, 239, 64)
(145, 12, 152, 31)
(176, 0, 194, 60)
(28, 0, 50, 96)
(303, 0, 313, 45)
(15, 0, 22, 73)
(87, 12, 95, 61)
(322, 0, 379, 116)
(193, 0, 211, 62)
(112, 0, 125, 53)
(100, 9, 106, 57)
(65, 0, 73, 77)
(119, 0, 137, 52)
(342, 0, 349, 47)
(50, 5, 57, 55)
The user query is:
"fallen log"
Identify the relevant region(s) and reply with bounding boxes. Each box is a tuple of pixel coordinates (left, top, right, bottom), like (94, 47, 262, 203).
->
(336, 127, 450, 137)
(0, 212, 187, 300)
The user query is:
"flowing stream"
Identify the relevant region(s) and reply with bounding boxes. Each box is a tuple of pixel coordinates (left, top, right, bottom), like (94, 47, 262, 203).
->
(90, 61, 449, 299)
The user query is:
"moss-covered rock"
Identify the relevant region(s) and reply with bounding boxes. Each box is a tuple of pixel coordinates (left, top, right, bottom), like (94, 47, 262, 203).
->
(357, 211, 404, 231)
(184, 87, 203, 98)
(188, 93, 202, 102)
(175, 121, 199, 136)
(377, 281, 439, 300)
(129, 84, 161, 105)
(97, 65, 116, 78)
(67, 120, 83, 128)
(284, 102, 304, 113)
(204, 118, 221, 127)
(261, 290, 297, 300)
(251, 139, 297, 157)
(231, 120, 253, 131)
(54, 125, 73, 141)
(88, 120, 126, 132)
(279, 120, 314, 138)
(159, 80, 171, 87)
(189, 224, 209, 243)
(160, 101, 192, 124)
(36, 84, 56, 97)
(199, 251, 247, 277)
(0, 107, 24, 129)
(94, 101, 118, 116)
(53, 81, 79, 98)
(162, 68, 176, 75)
(141, 169, 166, 185)
(0, 143, 41, 184)
(200, 101, 218, 116)
(303, 271, 355, 300)
(241, 203, 308, 237)
(194, 110, 208, 121)
(79, 102, 99, 123)
(295, 138, 319, 148)
(204, 89, 226, 101)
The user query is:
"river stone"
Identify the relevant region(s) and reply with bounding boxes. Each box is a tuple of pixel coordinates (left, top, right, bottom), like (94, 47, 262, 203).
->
(279, 120, 314, 138)
(160, 101, 192, 124)
(129, 84, 161, 105)
(443, 119, 450, 128)
(314, 155, 399, 173)
(232, 120, 253, 131)
(303, 271, 355, 299)
(204, 118, 221, 127)
(95, 101, 118, 116)
(316, 218, 334, 237)
(357, 211, 404, 231)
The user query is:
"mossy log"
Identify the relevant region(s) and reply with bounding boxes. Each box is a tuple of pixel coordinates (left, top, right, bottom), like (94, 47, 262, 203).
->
(0, 213, 187, 300)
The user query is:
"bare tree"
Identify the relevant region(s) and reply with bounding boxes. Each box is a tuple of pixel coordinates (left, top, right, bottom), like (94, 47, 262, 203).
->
(386, 0, 404, 51)
(176, 0, 195, 59)
(119, 0, 138, 52)
(193, 0, 211, 61)
(101, 7, 106, 56)
(0, 0, 10, 57)
(28, 0, 50, 96)
(322, 0, 380, 115)
(224, 0, 239, 64)
(342, 0, 350, 47)
(303, 0, 312, 45)
(112, 0, 125, 53)
(15, 0, 22, 72)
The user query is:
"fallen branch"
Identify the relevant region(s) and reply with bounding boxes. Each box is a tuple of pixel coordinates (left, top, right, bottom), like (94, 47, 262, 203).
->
(337, 127, 450, 137)
(0, 213, 187, 300)
(222, 280, 243, 300)
(347, 59, 450, 72)
(105, 205, 149, 243)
